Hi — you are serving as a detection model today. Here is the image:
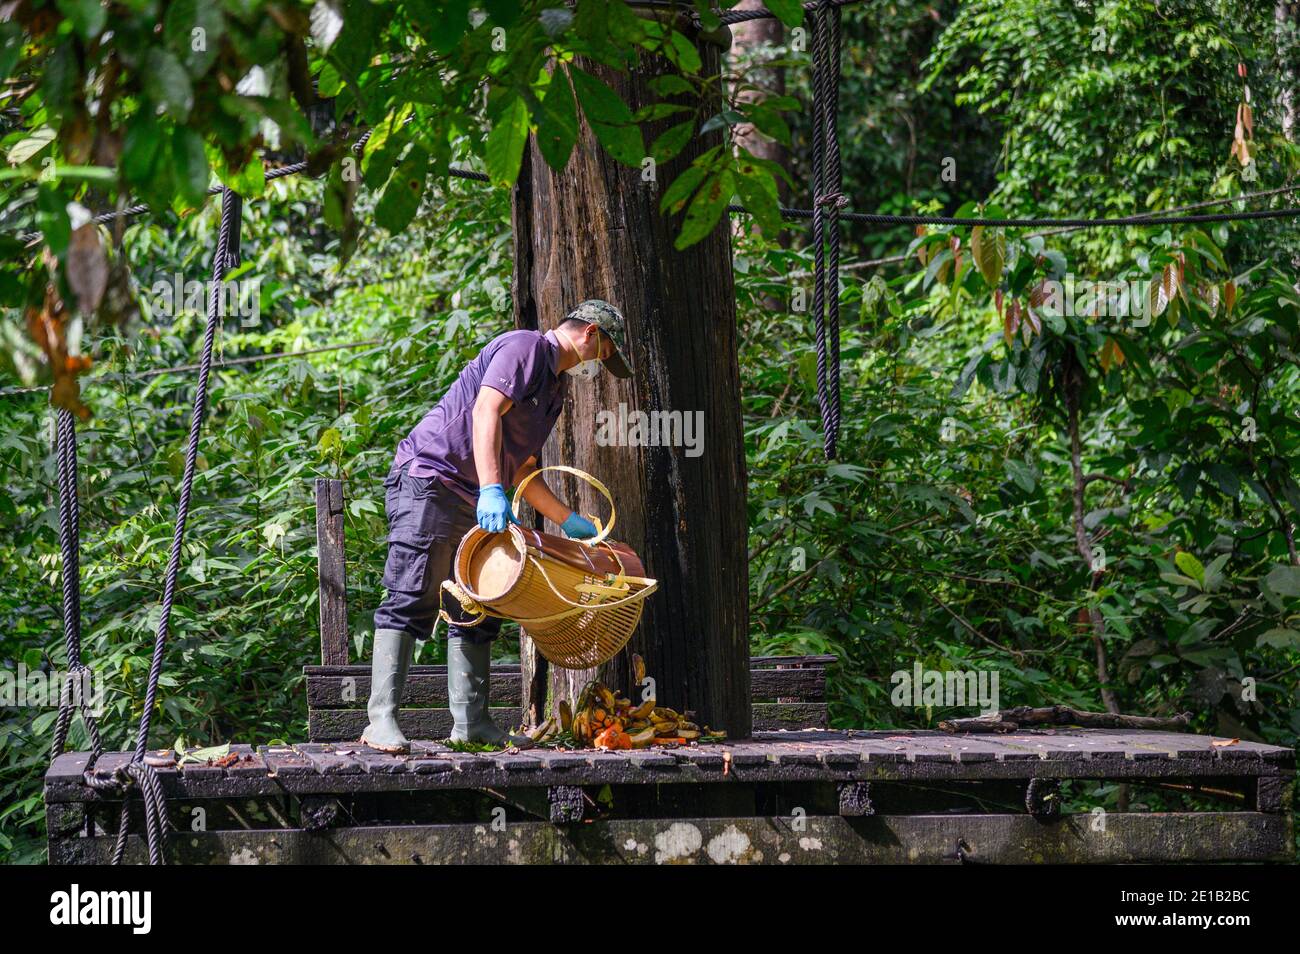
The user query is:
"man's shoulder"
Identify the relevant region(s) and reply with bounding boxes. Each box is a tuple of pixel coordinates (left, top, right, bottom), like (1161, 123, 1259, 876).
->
(483, 329, 552, 370)
(477, 329, 555, 396)
(488, 329, 546, 353)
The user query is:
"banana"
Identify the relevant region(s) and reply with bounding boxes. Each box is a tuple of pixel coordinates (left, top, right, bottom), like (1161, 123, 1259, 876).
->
(633, 653, 646, 686)
(653, 707, 679, 721)
(558, 699, 573, 733)
(629, 697, 656, 720)
(628, 726, 656, 748)
(677, 729, 700, 740)
(654, 721, 679, 736)
(595, 684, 616, 711)
(527, 718, 555, 742)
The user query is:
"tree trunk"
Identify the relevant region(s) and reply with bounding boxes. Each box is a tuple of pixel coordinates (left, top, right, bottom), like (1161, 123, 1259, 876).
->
(1062, 359, 1121, 716)
(512, 22, 752, 738)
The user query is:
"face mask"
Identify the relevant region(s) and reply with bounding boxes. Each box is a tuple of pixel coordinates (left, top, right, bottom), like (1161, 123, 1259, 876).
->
(568, 358, 601, 380)
(558, 328, 602, 380)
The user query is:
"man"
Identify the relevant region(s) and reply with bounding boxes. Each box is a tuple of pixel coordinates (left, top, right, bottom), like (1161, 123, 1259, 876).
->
(361, 300, 632, 753)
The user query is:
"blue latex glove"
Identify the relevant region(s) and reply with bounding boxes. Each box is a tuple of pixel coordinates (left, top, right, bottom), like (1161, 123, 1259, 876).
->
(476, 484, 516, 533)
(561, 510, 599, 541)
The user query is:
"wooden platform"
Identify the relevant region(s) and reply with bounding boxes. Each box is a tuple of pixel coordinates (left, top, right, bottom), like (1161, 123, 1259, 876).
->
(46, 729, 1295, 864)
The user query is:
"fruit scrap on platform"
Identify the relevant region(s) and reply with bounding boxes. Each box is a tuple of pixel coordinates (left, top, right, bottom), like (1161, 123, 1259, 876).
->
(519, 653, 727, 749)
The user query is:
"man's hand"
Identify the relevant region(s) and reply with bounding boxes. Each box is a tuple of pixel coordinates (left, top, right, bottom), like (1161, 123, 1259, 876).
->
(561, 510, 599, 541)
(477, 484, 517, 533)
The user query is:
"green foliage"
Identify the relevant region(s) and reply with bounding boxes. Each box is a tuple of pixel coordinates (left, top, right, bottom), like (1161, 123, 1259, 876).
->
(1, 1, 809, 418)
(1, 0, 1299, 864)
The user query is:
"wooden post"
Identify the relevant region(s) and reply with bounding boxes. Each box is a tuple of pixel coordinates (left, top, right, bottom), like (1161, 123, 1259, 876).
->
(315, 478, 349, 666)
(513, 15, 751, 737)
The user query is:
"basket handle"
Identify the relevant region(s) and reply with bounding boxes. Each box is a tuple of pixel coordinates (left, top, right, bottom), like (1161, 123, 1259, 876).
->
(512, 465, 616, 547)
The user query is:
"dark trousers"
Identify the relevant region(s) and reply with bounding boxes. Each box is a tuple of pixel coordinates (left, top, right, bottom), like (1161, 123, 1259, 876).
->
(372, 462, 502, 644)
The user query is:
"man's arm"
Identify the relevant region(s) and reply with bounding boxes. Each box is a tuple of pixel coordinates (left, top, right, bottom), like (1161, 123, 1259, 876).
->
(472, 385, 513, 488)
(512, 457, 576, 526)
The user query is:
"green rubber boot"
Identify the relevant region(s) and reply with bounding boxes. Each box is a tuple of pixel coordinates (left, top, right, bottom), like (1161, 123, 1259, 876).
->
(360, 628, 415, 753)
(447, 635, 531, 747)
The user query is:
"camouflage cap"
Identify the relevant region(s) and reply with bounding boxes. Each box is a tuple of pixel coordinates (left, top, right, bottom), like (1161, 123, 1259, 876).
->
(566, 299, 632, 378)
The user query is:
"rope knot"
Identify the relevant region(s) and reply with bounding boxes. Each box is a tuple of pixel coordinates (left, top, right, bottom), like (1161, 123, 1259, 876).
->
(215, 251, 242, 274)
(816, 191, 849, 210)
(82, 763, 132, 792)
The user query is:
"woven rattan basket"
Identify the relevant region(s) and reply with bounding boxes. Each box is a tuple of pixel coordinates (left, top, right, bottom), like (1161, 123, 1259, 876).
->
(440, 467, 657, 669)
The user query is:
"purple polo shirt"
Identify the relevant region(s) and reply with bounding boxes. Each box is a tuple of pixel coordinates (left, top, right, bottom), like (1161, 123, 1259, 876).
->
(393, 329, 567, 503)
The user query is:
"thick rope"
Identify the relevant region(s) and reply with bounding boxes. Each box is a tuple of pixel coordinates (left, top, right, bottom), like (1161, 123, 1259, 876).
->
(809, 2, 843, 459)
(132, 187, 241, 759)
(824, 4, 843, 457)
(128, 187, 241, 864)
(50, 409, 107, 766)
(83, 187, 243, 865)
(18, 137, 1299, 247)
(733, 204, 1300, 228)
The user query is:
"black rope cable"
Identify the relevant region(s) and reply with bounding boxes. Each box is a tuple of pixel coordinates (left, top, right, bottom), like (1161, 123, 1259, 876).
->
(72, 186, 243, 865)
(823, 3, 843, 459)
(18, 141, 1298, 246)
(50, 409, 107, 766)
(809, 1, 826, 456)
(731, 203, 1300, 227)
(809, 1, 843, 460)
(106, 186, 243, 864)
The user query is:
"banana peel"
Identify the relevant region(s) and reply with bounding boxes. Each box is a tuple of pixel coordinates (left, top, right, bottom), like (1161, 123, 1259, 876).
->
(558, 699, 573, 733)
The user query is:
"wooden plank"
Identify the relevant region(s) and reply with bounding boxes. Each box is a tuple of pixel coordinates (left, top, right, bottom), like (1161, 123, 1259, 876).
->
(985, 732, 1129, 762)
(294, 743, 363, 775)
(629, 751, 680, 770)
(315, 477, 349, 666)
(305, 656, 835, 678)
(749, 667, 825, 701)
(532, 750, 588, 772)
(260, 746, 315, 778)
(948, 733, 1087, 762)
(348, 747, 410, 775)
(306, 664, 821, 707)
(497, 754, 544, 772)
(48, 812, 1293, 865)
(1256, 776, 1290, 813)
(752, 702, 828, 730)
(673, 748, 727, 769)
(309, 707, 523, 742)
(307, 670, 523, 708)
(749, 654, 837, 668)
(225, 744, 269, 779)
(179, 749, 226, 782)
(306, 663, 525, 677)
